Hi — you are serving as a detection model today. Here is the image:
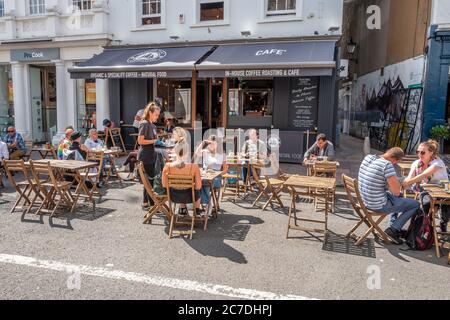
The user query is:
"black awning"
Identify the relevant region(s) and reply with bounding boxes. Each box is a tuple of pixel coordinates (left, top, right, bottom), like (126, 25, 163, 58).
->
(69, 45, 215, 79)
(196, 41, 336, 78)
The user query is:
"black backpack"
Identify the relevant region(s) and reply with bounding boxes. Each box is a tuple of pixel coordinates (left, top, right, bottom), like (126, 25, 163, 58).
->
(405, 209, 434, 251)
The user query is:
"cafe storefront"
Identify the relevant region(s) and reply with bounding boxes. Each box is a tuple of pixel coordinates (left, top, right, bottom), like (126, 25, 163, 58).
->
(196, 40, 338, 163)
(69, 40, 339, 162)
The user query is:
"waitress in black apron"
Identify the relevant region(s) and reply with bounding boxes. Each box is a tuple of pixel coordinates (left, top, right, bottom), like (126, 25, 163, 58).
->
(138, 102, 161, 209)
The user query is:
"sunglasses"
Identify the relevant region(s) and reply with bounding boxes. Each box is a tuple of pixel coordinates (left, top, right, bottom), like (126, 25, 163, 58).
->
(416, 150, 426, 156)
(7, 130, 14, 133)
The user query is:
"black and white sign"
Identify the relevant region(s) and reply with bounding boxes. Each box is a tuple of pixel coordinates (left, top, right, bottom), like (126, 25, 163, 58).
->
(71, 70, 193, 79)
(127, 49, 167, 64)
(287, 77, 319, 130)
(11, 48, 60, 62)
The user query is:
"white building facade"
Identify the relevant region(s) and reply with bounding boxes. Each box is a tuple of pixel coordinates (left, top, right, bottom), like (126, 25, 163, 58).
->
(0, 0, 343, 149)
(0, 0, 111, 141)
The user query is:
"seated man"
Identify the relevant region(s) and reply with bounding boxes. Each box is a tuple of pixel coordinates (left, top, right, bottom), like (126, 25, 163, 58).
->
(304, 134, 335, 161)
(84, 129, 104, 150)
(3, 127, 26, 160)
(358, 147, 419, 244)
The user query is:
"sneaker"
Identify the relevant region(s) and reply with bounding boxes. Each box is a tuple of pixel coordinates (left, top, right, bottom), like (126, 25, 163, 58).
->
(385, 227, 404, 245)
(196, 208, 206, 217)
(141, 204, 150, 210)
(178, 207, 188, 216)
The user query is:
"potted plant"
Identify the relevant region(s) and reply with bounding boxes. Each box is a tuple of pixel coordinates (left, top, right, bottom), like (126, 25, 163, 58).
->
(430, 125, 450, 153)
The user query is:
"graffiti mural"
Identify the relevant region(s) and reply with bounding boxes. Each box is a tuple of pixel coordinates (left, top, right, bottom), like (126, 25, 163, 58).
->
(349, 57, 425, 152)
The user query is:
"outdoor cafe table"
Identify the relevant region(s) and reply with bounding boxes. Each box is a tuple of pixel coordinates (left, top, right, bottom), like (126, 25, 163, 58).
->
(284, 175, 336, 238)
(421, 185, 450, 260)
(201, 169, 223, 218)
(31, 159, 98, 212)
(31, 146, 57, 159)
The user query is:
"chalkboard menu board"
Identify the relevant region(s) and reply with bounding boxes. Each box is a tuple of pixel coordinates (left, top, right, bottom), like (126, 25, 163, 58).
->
(288, 77, 319, 130)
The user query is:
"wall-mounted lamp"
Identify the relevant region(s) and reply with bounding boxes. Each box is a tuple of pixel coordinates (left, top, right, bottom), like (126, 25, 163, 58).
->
(346, 37, 358, 63)
(347, 37, 357, 55)
(241, 30, 251, 37)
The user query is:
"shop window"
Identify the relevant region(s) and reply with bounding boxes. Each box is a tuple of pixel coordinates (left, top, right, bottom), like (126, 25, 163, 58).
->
(200, 1, 224, 21)
(142, 0, 162, 25)
(29, 0, 46, 15)
(157, 79, 192, 126)
(0, 65, 14, 135)
(228, 79, 273, 118)
(76, 78, 97, 134)
(0, 0, 5, 18)
(266, 0, 296, 16)
(72, 0, 93, 12)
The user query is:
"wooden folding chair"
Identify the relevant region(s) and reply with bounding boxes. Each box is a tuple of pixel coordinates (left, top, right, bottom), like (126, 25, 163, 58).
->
(221, 156, 244, 202)
(342, 174, 391, 245)
(28, 161, 55, 214)
(82, 151, 105, 200)
(167, 173, 203, 239)
(312, 162, 338, 212)
(4, 160, 41, 213)
(137, 162, 171, 225)
(251, 164, 285, 211)
(30, 161, 74, 217)
(103, 153, 124, 186)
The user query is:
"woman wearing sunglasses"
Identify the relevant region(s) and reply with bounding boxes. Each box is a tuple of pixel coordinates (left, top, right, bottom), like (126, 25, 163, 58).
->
(403, 140, 449, 233)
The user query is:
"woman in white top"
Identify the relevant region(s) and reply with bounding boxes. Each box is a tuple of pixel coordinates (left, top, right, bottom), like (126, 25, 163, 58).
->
(194, 135, 228, 207)
(403, 140, 449, 232)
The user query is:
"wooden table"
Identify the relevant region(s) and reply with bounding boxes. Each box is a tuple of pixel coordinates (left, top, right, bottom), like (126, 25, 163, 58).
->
(201, 170, 223, 218)
(31, 147, 57, 159)
(284, 175, 336, 238)
(422, 185, 450, 259)
(32, 160, 98, 212)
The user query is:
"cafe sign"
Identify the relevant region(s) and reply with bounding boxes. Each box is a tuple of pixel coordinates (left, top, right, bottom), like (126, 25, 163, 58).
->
(11, 48, 60, 62)
(198, 68, 333, 78)
(70, 70, 193, 79)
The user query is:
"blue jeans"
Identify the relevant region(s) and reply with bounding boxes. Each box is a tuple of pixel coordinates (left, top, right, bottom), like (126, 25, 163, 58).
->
(200, 177, 222, 205)
(380, 194, 420, 231)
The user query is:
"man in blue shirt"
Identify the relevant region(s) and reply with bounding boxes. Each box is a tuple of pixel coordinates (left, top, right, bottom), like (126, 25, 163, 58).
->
(3, 127, 26, 160)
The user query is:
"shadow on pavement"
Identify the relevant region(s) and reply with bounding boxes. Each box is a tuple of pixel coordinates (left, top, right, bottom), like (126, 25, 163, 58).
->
(162, 213, 264, 264)
(322, 232, 376, 258)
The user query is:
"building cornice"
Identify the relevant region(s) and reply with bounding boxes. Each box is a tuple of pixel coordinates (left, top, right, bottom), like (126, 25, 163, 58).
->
(106, 35, 342, 50)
